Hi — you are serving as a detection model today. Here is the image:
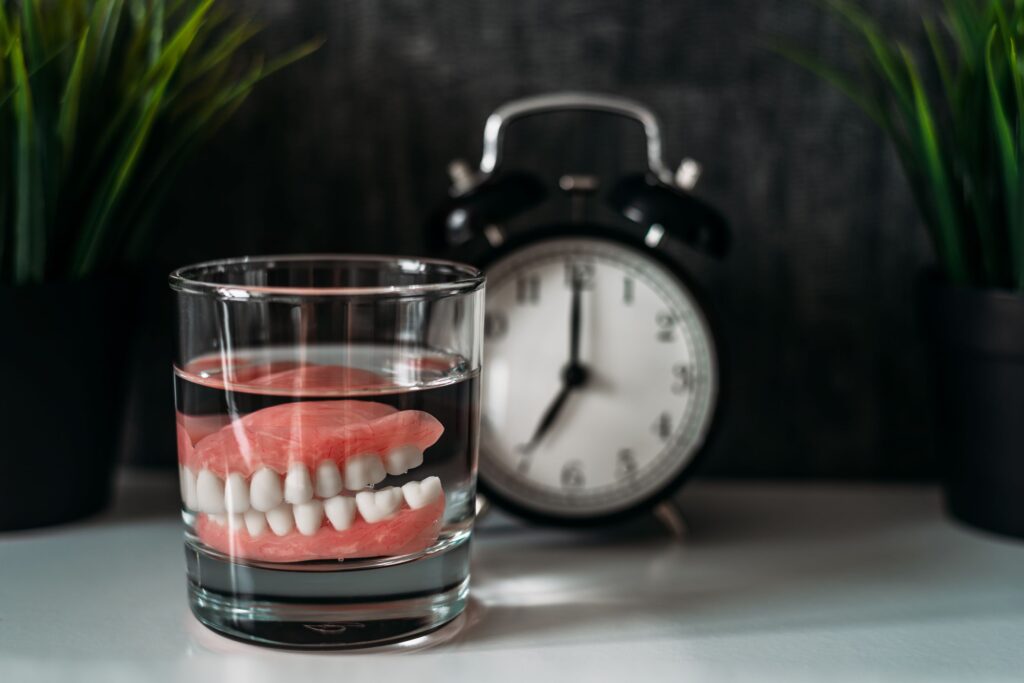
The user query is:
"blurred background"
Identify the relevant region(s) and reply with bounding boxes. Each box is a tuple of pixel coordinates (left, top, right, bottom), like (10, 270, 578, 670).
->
(141, 0, 933, 479)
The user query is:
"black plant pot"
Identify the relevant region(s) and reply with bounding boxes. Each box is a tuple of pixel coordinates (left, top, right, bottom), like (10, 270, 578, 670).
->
(0, 278, 128, 530)
(921, 275, 1024, 539)
(120, 268, 177, 469)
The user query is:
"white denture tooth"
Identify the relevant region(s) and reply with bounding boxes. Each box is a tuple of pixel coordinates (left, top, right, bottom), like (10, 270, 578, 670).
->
(226, 513, 244, 530)
(385, 445, 424, 476)
(324, 496, 356, 531)
(224, 473, 250, 513)
(266, 504, 294, 536)
(345, 454, 386, 490)
(294, 500, 324, 536)
(178, 465, 187, 501)
(244, 510, 268, 537)
(250, 468, 283, 512)
(181, 466, 199, 510)
(315, 461, 344, 498)
(196, 469, 226, 514)
(284, 464, 314, 504)
(355, 487, 403, 523)
(401, 476, 443, 510)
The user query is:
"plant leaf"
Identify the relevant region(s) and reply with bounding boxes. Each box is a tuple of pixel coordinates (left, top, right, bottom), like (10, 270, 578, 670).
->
(10, 37, 44, 283)
(924, 17, 955, 111)
(985, 28, 1024, 286)
(771, 40, 887, 123)
(88, 0, 123, 74)
(20, 0, 45, 66)
(72, 65, 176, 277)
(57, 29, 89, 166)
(900, 46, 969, 284)
(826, 0, 916, 119)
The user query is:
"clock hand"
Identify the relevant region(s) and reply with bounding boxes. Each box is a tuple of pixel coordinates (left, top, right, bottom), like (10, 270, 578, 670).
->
(568, 267, 583, 367)
(521, 272, 590, 454)
(520, 382, 574, 454)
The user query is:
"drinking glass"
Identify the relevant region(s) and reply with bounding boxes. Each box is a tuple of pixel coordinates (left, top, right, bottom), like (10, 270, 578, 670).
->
(169, 255, 484, 648)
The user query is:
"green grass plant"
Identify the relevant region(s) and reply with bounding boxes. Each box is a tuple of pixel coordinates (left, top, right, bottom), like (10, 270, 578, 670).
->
(778, 0, 1024, 289)
(0, 0, 319, 284)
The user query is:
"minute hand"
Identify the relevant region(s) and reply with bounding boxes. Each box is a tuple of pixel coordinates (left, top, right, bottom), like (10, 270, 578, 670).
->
(568, 269, 582, 366)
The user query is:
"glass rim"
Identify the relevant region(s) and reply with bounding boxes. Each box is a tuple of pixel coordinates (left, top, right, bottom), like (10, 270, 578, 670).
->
(168, 254, 485, 300)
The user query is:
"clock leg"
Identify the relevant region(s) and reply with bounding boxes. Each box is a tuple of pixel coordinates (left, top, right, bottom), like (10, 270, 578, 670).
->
(475, 493, 492, 521)
(653, 500, 689, 542)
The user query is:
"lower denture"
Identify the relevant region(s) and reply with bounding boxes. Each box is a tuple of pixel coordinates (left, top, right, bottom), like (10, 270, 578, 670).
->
(196, 487, 446, 562)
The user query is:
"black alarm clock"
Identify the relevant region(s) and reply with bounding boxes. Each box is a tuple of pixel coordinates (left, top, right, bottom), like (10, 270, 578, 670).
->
(432, 92, 729, 528)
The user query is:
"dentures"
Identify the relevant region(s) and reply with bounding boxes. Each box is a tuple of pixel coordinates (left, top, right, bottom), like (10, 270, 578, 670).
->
(177, 399, 446, 562)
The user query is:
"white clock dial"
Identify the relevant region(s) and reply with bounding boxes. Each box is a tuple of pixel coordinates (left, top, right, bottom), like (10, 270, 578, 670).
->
(480, 236, 718, 518)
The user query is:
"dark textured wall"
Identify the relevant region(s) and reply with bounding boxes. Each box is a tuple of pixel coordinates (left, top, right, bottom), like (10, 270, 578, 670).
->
(155, 0, 937, 478)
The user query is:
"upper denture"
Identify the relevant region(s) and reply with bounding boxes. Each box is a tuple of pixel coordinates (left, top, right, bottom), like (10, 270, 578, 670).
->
(179, 400, 444, 479)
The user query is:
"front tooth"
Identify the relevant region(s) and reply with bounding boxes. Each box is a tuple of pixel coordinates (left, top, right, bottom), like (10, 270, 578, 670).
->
(244, 510, 268, 537)
(196, 470, 226, 513)
(294, 500, 324, 536)
(315, 461, 344, 498)
(324, 496, 356, 530)
(402, 476, 443, 510)
(224, 473, 250, 513)
(355, 487, 402, 523)
(266, 503, 294, 536)
(284, 464, 314, 504)
(385, 445, 424, 475)
(345, 454, 386, 490)
(181, 466, 199, 510)
(250, 468, 283, 511)
(210, 513, 243, 528)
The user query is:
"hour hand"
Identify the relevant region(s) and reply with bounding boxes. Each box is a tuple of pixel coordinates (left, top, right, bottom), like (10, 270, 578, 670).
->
(520, 383, 574, 454)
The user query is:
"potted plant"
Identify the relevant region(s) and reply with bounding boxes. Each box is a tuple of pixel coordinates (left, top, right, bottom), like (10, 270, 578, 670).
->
(780, 0, 1024, 537)
(0, 0, 317, 530)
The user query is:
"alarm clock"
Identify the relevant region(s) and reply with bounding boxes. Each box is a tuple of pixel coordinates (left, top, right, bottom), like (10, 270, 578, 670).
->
(432, 92, 729, 527)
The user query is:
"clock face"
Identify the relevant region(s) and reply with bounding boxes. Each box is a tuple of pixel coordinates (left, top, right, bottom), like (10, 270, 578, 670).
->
(479, 236, 718, 519)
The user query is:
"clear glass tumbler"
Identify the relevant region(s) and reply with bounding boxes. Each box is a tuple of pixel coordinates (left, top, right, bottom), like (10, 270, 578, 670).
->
(169, 255, 484, 648)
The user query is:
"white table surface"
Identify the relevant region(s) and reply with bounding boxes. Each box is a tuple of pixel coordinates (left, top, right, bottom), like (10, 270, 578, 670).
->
(1, 471, 1022, 682)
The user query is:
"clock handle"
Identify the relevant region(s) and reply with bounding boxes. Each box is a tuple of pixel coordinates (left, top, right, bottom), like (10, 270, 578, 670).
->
(476, 92, 676, 187)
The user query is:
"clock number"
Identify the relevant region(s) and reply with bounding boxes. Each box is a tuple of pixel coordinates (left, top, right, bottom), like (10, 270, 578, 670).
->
(672, 364, 695, 394)
(652, 412, 672, 441)
(484, 311, 508, 339)
(623, 277, 634, 304)
(564, 262, 595, 290)
(656, 311, 676, 342)
(615, 449, 638, 480)
(516, 275, 540, 304)
(560, 461, 585, 489)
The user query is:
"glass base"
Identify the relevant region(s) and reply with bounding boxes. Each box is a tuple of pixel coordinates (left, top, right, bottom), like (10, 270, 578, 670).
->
(189, 576, 469, 650)
(185, 535, 471, 650)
